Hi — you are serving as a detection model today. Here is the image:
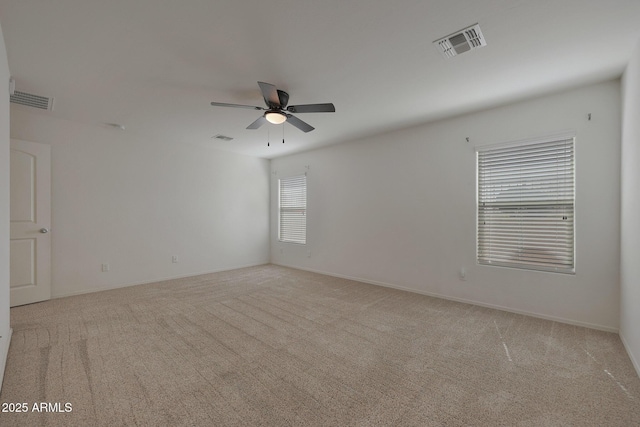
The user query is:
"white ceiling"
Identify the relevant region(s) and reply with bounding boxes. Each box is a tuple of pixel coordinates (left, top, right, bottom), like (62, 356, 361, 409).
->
(1, 0, 640, 159)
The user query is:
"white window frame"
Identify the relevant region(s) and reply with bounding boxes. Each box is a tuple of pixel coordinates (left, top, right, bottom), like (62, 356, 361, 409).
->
(278, 174, 307, 245)
(476, 133, 575, 274)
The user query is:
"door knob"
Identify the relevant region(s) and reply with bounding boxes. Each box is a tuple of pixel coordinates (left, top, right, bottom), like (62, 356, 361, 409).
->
(40, 228, 49, 233)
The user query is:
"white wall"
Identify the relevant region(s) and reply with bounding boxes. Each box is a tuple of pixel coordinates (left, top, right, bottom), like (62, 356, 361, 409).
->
(620, 40, 640, 375)
(0, 21, 11, 391)
(271, 80, 621, 331)
(9, 110, 270, 297)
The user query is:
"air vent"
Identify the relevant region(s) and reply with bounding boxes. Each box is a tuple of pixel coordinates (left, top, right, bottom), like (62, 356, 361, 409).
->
(212, 134, 234, 141)
(10, 90, 54, 110)
(434, 23, 486, 59)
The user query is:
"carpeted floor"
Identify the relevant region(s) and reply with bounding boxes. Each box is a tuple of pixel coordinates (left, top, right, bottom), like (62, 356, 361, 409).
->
(1, 264, 639, 426)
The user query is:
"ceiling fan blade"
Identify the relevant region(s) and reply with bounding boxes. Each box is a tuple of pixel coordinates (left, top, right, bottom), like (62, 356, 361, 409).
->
(285, 114, 315, 133)
(258, 81, 281, 108)
(246, 116, 267, 130)
(286, 103, 335, 113)
(210, 101, 264, 110)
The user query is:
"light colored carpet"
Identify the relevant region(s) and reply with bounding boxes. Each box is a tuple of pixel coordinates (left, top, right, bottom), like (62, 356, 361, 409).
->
(1, 264, 639, 426)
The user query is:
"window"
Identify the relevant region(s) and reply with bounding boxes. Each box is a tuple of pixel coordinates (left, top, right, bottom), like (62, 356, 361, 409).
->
(477, 136, 575, 273)
(279, 174, 307, 244)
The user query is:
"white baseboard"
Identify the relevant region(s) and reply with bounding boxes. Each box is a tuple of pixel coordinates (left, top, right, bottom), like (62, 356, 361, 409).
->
(273, 262, 619, 333)
(0, 328, 13, 394)
(52, 262, 269, 299)
(620, 332, 640, 378)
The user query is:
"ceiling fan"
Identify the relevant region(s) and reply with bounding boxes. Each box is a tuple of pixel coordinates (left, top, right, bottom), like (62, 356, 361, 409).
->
(210, 81, 335, 133)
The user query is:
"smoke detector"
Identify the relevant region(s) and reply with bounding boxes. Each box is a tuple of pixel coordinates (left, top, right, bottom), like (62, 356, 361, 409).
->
(106, 123, 126, 131)
(434, 23, 486, 59)
(10, 89, 55, 110)
(212, 134, 234, 141)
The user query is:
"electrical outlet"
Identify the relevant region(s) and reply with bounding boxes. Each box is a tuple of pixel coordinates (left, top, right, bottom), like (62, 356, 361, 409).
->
(459, 267, 467, 281)
(172, 255, 178, 263)
(102, 263, 110, 272)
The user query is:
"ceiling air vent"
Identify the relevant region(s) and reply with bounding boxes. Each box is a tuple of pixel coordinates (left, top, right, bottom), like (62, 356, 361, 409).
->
(212, 134, 234, 141)
(434, 23, 486, 59)
(10, 90, 54, 110)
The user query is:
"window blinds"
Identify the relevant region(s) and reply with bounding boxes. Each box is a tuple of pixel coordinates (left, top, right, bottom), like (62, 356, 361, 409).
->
(477, 137, 575, 273)
(279, 174, 307, 244)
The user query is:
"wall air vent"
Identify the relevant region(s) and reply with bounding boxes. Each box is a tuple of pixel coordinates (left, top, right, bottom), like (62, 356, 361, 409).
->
(10, 90, 54, 110)
(434, 23, 486, 59)
(212, 134, 234, 141)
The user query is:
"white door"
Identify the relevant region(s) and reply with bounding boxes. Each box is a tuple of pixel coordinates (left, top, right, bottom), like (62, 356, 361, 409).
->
(10, 139, 51, 307)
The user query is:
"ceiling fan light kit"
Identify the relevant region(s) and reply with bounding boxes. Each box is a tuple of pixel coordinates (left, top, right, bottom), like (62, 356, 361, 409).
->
(265, 111, 287, 124)
(210, 81, 335, 133)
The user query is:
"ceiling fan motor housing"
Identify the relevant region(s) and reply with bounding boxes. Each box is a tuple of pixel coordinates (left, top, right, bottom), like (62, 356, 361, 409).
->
(277, 90, 289, 108)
